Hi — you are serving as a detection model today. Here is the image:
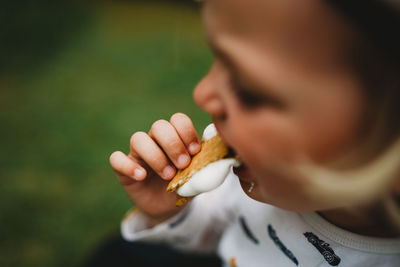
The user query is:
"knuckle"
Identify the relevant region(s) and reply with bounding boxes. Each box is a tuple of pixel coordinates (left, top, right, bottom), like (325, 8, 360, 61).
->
(130, 131, 147, 145)
(151, 119, 169, 133)
(169, 141, 185, 155)
(109, 151, 120, 165)
(170, 112, 188, 124)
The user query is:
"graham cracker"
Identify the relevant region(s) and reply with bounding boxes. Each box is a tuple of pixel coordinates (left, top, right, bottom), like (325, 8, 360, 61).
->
(166, 135, 229, 193)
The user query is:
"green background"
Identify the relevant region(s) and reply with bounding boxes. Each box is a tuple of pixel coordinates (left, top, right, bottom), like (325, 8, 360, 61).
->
(0, 1, 212, 266)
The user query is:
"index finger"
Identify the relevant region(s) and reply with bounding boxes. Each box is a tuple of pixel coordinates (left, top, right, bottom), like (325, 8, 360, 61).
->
(170, 113, 201, 155)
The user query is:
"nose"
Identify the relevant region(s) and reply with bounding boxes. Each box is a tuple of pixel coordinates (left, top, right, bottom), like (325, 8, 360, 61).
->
(193, 62, 226, 119)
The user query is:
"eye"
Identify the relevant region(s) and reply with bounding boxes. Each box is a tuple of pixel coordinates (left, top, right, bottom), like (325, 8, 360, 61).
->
(229, 76, 284, 109)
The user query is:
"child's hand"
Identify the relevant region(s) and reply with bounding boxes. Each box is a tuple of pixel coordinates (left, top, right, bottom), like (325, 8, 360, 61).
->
(109, 113, 201, 226)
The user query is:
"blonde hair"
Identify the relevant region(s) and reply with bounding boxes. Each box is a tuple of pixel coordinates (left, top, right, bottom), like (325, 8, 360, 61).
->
(297, 0, 400, 227)
(298, 139, 400, 207)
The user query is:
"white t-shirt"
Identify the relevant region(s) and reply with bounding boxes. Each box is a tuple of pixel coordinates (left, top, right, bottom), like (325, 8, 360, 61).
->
(122, 172, 400, 267)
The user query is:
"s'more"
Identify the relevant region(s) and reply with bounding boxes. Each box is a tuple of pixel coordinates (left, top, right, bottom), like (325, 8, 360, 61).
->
(166, 124, 239, 206)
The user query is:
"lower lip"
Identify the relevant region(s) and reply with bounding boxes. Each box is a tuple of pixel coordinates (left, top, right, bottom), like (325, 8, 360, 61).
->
(233, 164, 252, 181)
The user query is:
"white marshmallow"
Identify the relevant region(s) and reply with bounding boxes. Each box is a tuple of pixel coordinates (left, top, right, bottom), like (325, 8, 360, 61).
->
(176, 159, 240, 197)
(202, 123, 218, 141)
(175, 123, 239, 197)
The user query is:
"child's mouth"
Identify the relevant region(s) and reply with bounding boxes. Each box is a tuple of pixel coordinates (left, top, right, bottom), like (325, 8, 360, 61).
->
(233, 163, 252, 181)
(226, 146, 252, 181)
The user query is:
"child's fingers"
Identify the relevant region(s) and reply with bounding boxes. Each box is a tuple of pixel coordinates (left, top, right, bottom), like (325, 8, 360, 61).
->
(130, 131, 176, 180)
(149, 120, 191, 169)
(170, 113, 201, 155)
(109, 151, 147, 182)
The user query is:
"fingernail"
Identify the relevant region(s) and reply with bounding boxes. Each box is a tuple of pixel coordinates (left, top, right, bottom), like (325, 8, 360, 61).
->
(177, 154, 190, 167)
(188, 142, 200, 154)
(133, 168, 145, 180)
(162, 166, 175, 179)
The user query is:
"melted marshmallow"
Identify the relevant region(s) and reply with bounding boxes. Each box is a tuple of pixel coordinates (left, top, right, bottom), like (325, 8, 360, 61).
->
(176, 159, 239, 197)
(176, 123, 239, 197)
(202, 123, 218, 141)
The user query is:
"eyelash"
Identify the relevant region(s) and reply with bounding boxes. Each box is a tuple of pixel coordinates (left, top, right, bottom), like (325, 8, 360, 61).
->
(229, 76, 283, 109)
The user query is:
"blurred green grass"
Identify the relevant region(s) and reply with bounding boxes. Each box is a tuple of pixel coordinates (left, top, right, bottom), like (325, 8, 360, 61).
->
(0, 2, 212, 267)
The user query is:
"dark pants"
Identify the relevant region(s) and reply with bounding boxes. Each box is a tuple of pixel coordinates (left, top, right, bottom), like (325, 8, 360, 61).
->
(82, 234, 222, 267)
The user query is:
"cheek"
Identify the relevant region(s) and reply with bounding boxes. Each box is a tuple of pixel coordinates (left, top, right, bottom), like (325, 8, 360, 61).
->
(296, 88, 365, 163)
(247, 158, 314, 210)
(227, 109, 303, 168)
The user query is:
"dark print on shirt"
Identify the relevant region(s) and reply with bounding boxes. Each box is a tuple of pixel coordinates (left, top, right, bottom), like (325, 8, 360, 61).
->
(304, 232, 341, 266)
(268, 224, 299, 266)
(169, 206, 191, 228)
(238, 216, 259, 244)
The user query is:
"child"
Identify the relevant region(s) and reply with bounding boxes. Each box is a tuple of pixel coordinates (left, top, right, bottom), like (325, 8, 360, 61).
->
(109, 0, 400, 266)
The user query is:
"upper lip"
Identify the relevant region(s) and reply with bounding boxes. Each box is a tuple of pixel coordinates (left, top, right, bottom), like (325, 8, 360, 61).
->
(212, 122, 242, 163)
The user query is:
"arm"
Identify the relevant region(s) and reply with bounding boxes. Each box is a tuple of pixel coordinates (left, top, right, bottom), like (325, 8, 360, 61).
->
(109, 113, 234, 252)
(121, 172, 238, 253)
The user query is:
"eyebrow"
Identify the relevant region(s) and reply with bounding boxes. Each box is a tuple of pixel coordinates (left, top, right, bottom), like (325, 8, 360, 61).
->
(207, 38, 239, 73)
(207, 37, 265, 93)
(206, 36, 288, 103)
